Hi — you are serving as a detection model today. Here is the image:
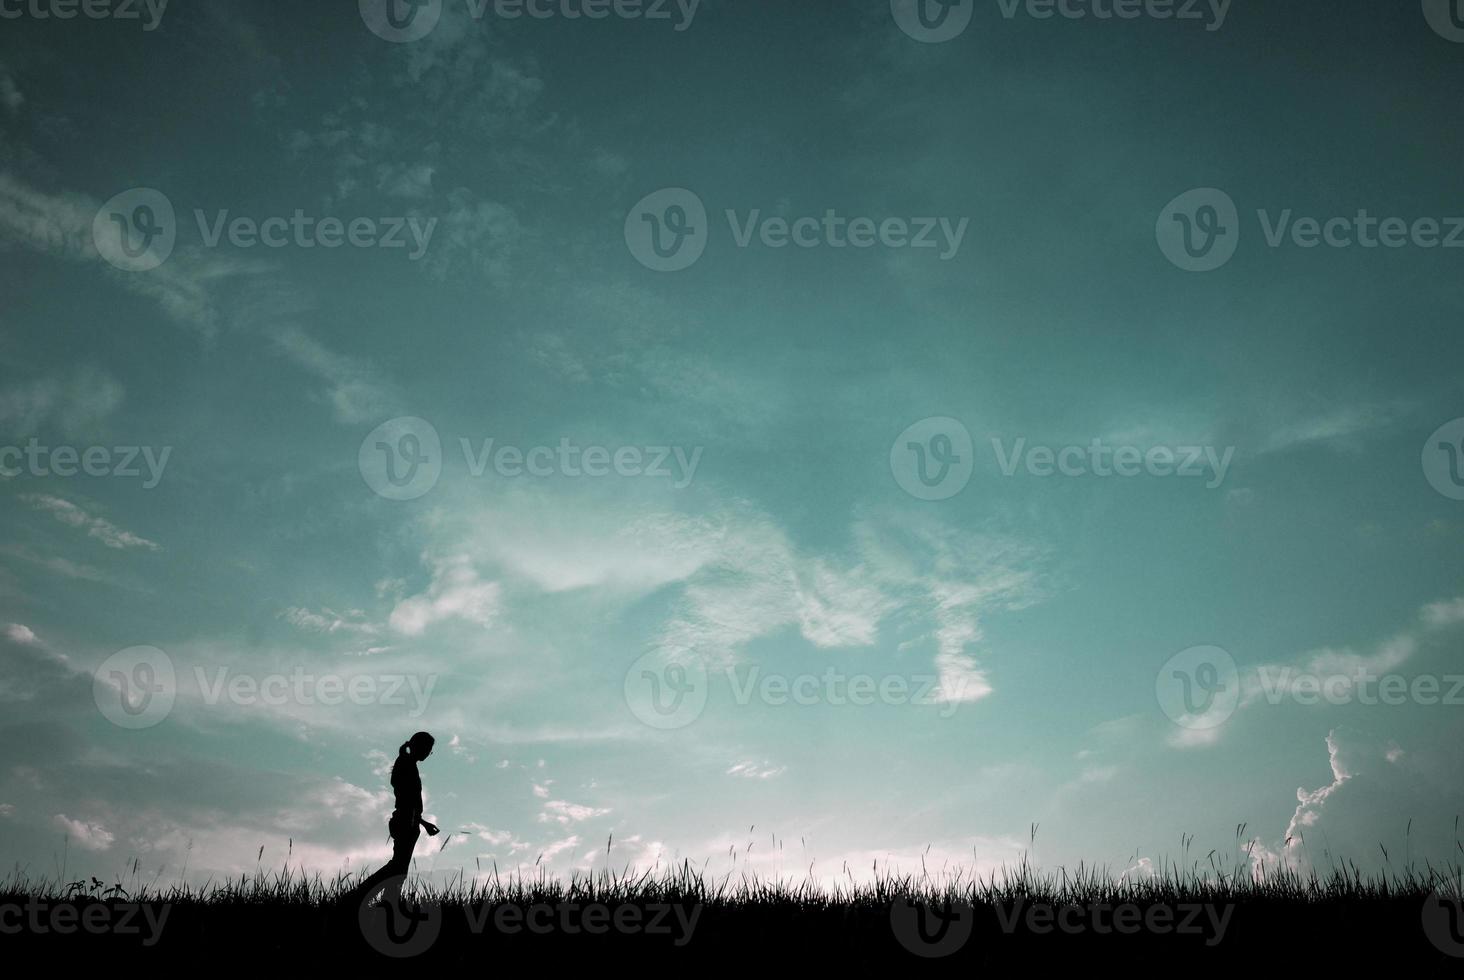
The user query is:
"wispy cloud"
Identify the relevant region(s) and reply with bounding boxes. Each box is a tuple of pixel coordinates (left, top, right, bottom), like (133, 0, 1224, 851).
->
(389, 555, 502, 636)
(726, 761, 787, 780)
(21, 494, 159, 551)
(0, 366, 123, 438)
(0, 173, 262, 338)
(270, 328, 399, 425)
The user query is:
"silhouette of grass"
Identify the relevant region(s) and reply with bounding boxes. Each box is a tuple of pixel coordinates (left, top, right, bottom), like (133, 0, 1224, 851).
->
(4, 838, 1461, 967)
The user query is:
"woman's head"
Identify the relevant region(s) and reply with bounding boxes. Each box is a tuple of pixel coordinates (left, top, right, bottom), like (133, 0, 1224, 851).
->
(399, 731, 435, 762)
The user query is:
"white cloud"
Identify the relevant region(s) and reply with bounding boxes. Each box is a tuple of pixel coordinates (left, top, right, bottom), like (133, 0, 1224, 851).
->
(21, 494, 159, 551)
(726, 761, 787, 780)
(419, 188, 523, 286)
(539, 800, 611, 826)
(0, 366, 123, 437)
(0, 61, 22, 114)
(270, 328, 398, 425)
(5, 623, 37, 645)
(536, 834, 581, 862)
(377, 162, 435, 199)
(1422, 596, 1464, 629)
(0, 173, 261, 337)
(1260, 403, 1402, 455)
(281, 606, 379, 636)
(54, 813, 115, 851)
(389, 555, 502, 636)
(1247, 728, 1407, 877)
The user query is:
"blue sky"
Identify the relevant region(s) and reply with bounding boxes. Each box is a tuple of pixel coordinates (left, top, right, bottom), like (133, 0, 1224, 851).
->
(2, 0, 1463, 887)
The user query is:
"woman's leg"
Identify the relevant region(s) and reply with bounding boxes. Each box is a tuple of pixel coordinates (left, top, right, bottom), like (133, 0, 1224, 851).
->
(378, 827, 420, 906)
(354, 821, 420, 904)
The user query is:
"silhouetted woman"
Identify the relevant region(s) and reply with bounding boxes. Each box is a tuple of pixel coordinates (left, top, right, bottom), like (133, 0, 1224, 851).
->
(353, 731, 439, 905)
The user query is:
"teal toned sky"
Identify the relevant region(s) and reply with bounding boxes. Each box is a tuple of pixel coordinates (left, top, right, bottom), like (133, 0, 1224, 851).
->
(2, 0, 1463, 886)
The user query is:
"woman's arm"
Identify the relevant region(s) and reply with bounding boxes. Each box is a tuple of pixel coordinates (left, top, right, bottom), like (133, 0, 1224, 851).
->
(414, 783, 438, 835)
